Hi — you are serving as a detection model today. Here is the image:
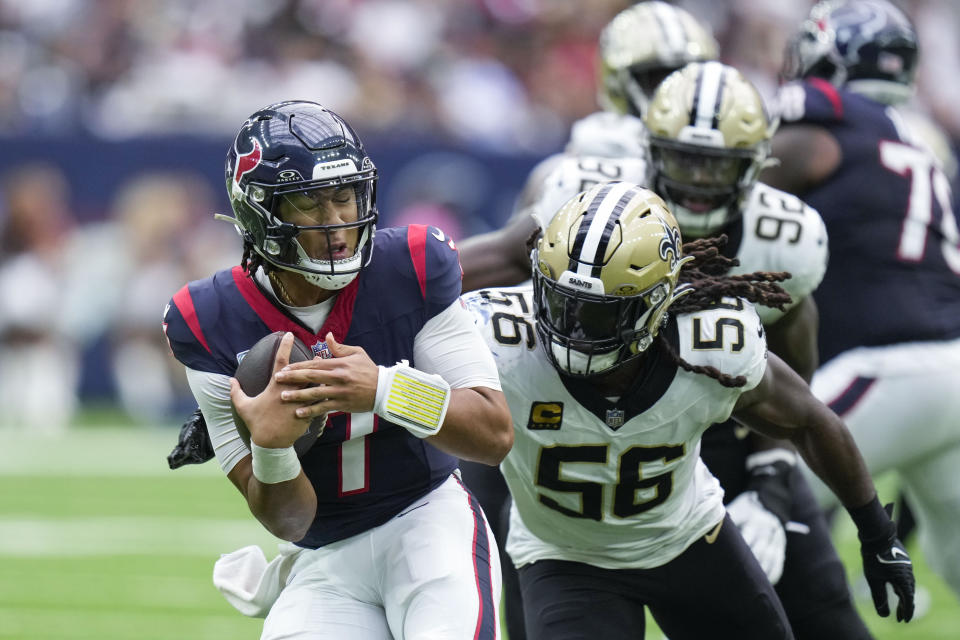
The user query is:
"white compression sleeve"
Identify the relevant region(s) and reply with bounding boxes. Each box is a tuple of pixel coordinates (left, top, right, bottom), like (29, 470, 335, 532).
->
(413, 300, 502, 390)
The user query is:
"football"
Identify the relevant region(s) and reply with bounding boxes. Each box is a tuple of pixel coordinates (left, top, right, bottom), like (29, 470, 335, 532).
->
(231, 331, 325, 457)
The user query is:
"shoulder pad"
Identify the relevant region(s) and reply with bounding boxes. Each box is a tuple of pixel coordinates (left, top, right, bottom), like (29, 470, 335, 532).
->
(163, 281, 224, 373)
(738, 184, 828, 323)
(773, 80, 845, 125)
(566, 111, 646, 158)
(536, 153, 648, 227)
(396, 224, 463, 320)
(674, 298, 768, 391)
(462, 286, 538, 372)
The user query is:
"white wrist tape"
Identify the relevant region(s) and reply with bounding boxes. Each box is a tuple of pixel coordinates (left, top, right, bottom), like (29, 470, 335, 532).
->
(251, 443, 301, 484)
(374, 361, 451, 438)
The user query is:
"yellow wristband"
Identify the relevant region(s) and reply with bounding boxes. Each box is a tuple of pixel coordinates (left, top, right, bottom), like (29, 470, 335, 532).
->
(374, 361, 451, 438)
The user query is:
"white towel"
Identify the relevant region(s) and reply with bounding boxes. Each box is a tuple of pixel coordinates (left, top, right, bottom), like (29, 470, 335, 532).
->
(213, 542, 303, 617)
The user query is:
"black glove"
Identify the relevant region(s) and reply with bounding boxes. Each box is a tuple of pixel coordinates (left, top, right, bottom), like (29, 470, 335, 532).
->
(743, 449, 794, 524)
(167, 408, 215, 469)
(848, 497, 915, 622)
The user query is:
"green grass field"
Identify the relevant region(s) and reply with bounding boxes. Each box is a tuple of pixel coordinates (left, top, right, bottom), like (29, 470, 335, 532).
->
(1, 426, 957, 639)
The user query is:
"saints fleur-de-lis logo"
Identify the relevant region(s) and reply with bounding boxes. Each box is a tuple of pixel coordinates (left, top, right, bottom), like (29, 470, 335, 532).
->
(658, 218, 682, 270)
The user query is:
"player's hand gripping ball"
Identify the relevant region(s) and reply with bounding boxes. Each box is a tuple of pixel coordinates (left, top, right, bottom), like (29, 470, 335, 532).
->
(231, 331, 326, 457)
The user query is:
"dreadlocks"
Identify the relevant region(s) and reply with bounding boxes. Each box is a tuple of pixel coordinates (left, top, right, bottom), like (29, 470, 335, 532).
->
(240, 241, 269, 277)
(659, 234, 793, 388)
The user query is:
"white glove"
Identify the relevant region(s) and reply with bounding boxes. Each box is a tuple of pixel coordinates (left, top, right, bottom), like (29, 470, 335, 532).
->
(727, 491, 787, 585)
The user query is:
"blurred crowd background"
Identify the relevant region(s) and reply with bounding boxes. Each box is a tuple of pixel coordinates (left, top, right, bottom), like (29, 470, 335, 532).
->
(0, 0, 958, 430)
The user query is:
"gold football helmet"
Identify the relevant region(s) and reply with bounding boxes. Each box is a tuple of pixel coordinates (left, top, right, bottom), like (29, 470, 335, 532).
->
(644, 62, 776, 237)
(533, 181, 691, 376)
(598, 1, 719, 117)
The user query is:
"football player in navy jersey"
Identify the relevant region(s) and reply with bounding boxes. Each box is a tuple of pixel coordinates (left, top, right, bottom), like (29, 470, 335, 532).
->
(764, 0, 960, 601)
(162, 100, 512, 639)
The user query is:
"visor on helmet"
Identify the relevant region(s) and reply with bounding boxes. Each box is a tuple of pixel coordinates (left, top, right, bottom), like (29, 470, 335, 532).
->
(534, 271, 669, 377)
(539, 283, 645, 344)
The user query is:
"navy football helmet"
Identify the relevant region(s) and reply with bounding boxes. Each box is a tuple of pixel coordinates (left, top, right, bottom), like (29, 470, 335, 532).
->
(223, 101, 378, 290)
(782, 0, 918, 104)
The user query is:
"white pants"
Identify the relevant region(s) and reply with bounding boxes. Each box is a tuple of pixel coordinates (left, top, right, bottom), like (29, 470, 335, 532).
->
(262, 473, 502, 640)
(803, 338, 960, 597)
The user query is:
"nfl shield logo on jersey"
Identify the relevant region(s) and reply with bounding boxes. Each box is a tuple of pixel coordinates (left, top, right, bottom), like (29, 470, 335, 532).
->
(605, 409, 625, 429)
(312, 341, 332, 359)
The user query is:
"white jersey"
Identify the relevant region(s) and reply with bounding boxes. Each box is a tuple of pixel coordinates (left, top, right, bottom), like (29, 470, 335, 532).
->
(565, 111, 647, 158)
(517, 111, 647, 222)
(463, 286, 768, 570)
(538, 178, 828, 326)
(535, 153, 648, 229)
(732, 183, 829, 324)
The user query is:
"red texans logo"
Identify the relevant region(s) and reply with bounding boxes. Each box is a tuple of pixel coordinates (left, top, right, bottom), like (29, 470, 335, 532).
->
(234, 138, 262, 187)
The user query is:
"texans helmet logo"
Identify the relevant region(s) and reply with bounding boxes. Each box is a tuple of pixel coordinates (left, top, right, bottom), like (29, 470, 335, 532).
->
(233, 138, 263, 192)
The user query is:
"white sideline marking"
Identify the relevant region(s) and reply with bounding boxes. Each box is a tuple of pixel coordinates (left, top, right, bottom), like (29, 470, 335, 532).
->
(0, 516, 278, 556)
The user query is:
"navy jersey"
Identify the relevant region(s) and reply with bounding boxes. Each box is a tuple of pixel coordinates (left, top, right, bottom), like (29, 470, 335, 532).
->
(163, 225, 463, 548)
(777, 79, 960, 363)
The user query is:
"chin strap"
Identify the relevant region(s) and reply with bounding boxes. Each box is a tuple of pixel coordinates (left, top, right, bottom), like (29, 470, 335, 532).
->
(214, 212, 244, 229)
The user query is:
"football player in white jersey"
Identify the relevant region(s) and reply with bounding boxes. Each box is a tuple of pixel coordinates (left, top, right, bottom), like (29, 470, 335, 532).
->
(461, 59, 871, 637)
(457, 8, 719, 636)
(461, 2, 719, 297)
(643, 62, 872, 636)
(463, 183, 914, 639)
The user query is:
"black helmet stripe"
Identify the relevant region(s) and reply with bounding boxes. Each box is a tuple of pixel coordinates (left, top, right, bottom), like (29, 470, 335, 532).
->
(689, 65, 704, 126)
(689, 61, 726, 129)
(568, 182, 639, 278)
(568, 182, 614, 273)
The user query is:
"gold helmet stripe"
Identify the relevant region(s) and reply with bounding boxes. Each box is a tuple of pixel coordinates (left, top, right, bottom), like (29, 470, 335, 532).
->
(569, 181, 641, 279)
(691, 60, 727, 130)
(651, 1, 688, 58)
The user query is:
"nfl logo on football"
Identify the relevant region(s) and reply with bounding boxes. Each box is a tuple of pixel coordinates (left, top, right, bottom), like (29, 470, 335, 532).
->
(605, 409, 625, 429)
(312, 341, 332, 359)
